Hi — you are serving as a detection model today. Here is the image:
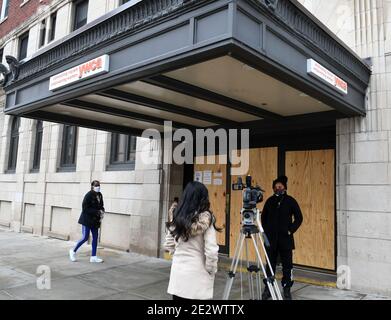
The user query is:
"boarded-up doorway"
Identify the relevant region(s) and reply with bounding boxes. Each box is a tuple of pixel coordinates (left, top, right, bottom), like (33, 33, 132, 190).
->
(194, 155, 228, 250)
(285, 149, 335, 270)
(192, 147, 336, 271)
(229, 147, 278, 261)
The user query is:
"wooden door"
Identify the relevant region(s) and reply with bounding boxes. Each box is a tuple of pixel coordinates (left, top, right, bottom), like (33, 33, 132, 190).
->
(285, 149, 335, 270)
(194, 155, 227, 246)
(229, 147, 278, 261)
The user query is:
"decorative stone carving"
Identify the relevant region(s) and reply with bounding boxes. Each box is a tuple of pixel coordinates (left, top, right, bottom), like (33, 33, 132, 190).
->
(0, 64, 9, 87)
(5, 56, 20, 83)
(264, 0, 279, 10)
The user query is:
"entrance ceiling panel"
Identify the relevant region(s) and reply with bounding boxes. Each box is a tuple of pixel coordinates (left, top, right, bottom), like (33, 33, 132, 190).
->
(115, 81, 260, 123)
(43, 105, 164, 131)
(78, 94, 216, 128)
(165, 56, 332, 117)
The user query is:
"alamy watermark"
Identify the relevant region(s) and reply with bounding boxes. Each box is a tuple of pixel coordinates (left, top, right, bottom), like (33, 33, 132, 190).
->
(337, 265, 351, 290)
(140, 121, 250, 175)
(36, 265, 51, 290)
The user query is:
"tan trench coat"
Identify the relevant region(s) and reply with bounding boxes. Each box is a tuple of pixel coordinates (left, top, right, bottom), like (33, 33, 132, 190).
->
(164, 211, 219, 300)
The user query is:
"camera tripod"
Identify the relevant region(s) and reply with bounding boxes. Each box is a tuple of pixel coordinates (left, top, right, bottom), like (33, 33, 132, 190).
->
(222, 210, 283, 300)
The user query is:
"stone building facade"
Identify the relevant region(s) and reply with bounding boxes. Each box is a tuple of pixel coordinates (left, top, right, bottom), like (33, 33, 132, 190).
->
(0, 0, 390, 296)
(0, 0, 166, 257)
(300, 0, 391, 295)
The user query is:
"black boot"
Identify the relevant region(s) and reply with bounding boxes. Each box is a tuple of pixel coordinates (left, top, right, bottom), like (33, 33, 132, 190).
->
(282, 281, 294, 300)
(283, 286, 292, 300)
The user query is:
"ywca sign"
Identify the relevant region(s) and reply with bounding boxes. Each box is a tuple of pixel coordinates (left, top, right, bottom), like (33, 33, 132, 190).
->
(49, 55, 110, 91)
(307, 59, 348, 95)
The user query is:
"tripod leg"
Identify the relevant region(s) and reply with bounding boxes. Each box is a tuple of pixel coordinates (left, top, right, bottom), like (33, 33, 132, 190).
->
(228, 229, 244, 271)
(257, 233, 283, 300)
(250, 234, 279, 300)
(244, 236, 254, 300)
(222, 232, 246, 300)
(255, 234, 262, 300)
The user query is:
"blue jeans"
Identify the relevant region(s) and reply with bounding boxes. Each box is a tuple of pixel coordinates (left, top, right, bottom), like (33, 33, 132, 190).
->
(74, 225, 99, 256)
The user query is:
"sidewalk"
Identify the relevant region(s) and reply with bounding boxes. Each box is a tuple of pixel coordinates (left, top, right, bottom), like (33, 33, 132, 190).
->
(0, 228, 389, 300)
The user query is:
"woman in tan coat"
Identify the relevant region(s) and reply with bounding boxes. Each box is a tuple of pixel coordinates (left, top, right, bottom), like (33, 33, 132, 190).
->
(164, 181, 220, 300)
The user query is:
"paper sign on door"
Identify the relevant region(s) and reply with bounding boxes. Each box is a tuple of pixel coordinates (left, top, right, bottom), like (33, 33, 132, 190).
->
(203, 171, 212, 185)
(194, 171, 203, 183)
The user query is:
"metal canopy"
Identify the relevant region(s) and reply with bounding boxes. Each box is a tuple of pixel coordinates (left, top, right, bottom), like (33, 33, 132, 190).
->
(1, 0, 371, 135)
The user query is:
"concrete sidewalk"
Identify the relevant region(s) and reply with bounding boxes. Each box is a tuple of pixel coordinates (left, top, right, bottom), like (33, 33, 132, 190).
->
(0, 228, 389, 300)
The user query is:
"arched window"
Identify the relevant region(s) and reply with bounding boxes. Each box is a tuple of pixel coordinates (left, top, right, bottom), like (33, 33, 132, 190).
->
(7, 117, 20, 172)
(32, 121, 43, 171)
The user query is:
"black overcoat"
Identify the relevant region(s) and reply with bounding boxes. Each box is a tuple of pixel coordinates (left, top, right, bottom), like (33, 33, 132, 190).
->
(261, 194, 303, 251)
(78, 191, 105, 229)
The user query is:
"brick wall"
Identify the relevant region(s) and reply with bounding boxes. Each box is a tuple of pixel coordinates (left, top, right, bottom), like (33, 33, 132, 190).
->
(0, 0, 52, 39)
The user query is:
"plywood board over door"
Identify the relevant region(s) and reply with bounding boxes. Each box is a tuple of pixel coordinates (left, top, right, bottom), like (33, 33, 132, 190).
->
(229, 148, 278, 261)
(194, 155, 227, 246)
(285, 149, 335, 270)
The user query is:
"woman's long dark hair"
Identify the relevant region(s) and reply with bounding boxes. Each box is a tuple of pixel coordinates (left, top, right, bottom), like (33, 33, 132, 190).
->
(166, 181, 222, 242)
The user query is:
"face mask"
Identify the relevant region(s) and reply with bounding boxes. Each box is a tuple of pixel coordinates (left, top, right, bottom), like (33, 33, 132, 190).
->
(275, 190, 285, 197)
(93, 186, 101, 193)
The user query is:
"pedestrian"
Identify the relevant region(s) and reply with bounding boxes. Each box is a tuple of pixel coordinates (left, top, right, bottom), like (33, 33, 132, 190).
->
(164, 181, 221, 300)
(261, 175, 303, 300)
(69, 180, 105, 263)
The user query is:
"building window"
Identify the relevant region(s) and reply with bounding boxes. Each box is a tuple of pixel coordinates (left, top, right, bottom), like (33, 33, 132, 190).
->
(48, 12, 57, 42)
(59, 125, 78, 170)
(73, 0, 89, 31)
(109, 134, 137, 170)
(7, 117, 20, 173)
(32, 121, 43, 171)
(39, 20, 46, 48)
(0, 0, 9, 20)
(18, 32, 29, 61)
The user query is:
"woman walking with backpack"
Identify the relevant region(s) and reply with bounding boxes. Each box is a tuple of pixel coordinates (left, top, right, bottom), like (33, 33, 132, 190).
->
(164, 181, 221, 300)
(69, 180, 105, 263)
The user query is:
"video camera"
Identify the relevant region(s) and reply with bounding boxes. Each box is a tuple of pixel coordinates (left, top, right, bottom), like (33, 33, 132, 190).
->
(232, 175, 264, 225)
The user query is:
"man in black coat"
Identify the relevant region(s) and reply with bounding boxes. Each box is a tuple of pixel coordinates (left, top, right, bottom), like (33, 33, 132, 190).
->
(261, 175, 303, 300)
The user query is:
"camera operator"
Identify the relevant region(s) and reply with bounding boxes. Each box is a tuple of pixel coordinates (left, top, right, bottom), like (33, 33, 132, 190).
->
(261, 175, 303, 300)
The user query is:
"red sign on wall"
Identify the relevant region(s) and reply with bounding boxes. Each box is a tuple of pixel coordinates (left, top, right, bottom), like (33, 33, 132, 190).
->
(307, 59, 348, 95)
(49, 55, 110, 91)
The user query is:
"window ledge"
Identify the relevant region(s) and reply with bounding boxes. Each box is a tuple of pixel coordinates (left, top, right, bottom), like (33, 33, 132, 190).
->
(0, 17, 8, 25)
(57, 166, 76, 173)
(106, 164, 135, 172)
(20, 0, 31, 8)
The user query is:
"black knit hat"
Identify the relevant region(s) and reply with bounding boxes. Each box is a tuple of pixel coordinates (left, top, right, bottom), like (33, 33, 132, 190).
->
(273, 175, 288, 189)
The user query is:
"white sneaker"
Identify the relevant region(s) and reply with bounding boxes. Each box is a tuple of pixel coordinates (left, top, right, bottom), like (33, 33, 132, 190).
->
(69, 249, 77, 262)
(90, 256, 104, 263)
